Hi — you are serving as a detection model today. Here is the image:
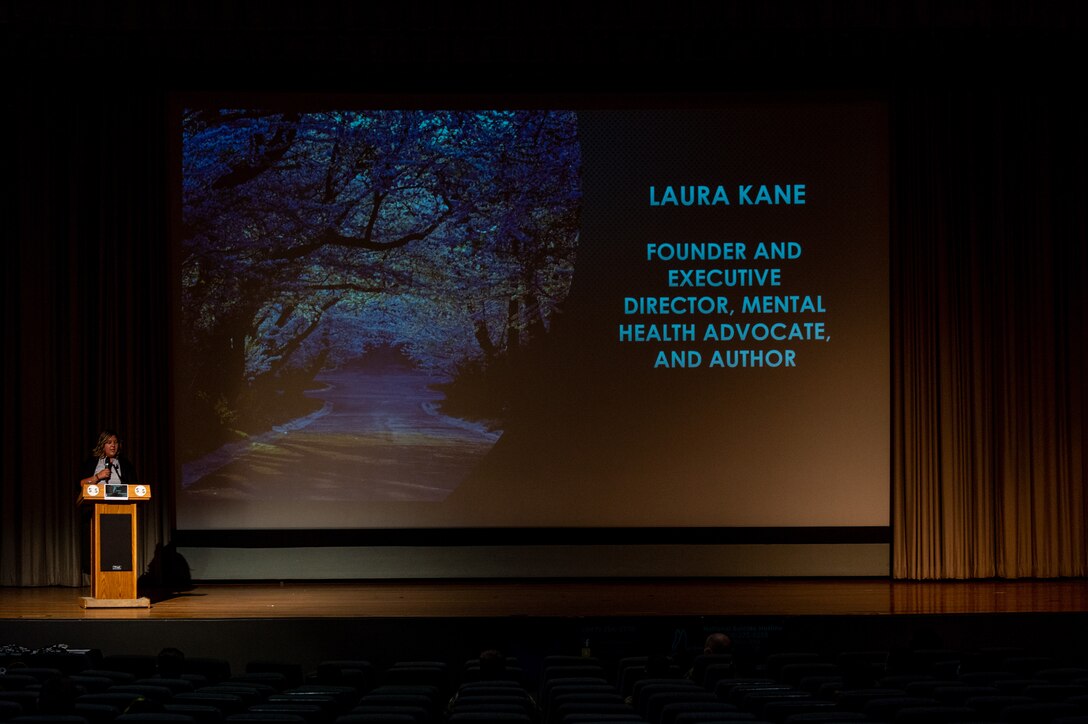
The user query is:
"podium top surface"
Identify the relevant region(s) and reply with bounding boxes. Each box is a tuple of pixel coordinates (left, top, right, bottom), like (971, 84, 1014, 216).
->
(78, 482, 152, 505)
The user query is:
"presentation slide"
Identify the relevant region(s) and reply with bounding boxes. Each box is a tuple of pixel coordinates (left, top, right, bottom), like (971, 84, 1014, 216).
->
(173, 100, 889, 532)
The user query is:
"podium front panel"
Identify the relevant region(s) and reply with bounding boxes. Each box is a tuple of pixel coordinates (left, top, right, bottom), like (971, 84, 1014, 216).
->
(91, 503, 138, 599)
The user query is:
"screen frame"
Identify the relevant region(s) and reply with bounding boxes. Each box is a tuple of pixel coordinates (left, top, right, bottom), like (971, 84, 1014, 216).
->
(168, 89, 894, 553)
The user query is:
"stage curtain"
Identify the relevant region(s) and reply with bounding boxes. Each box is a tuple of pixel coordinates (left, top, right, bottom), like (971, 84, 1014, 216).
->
(892, 90, 1087, 578)
(1, 90, 173, 587)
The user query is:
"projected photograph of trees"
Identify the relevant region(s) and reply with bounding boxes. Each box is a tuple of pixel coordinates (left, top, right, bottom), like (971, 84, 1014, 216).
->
(178, 109, 581, 503)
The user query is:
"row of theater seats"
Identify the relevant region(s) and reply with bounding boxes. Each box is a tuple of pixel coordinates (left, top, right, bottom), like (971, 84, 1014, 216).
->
(3, 646, 1088, 724)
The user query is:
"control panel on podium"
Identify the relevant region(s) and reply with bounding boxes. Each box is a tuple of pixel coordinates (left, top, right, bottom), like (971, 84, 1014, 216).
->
(78, 481, 152, 608)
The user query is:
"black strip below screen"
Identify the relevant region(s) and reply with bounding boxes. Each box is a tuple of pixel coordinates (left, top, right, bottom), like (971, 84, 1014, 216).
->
(173, 526, 891, 548)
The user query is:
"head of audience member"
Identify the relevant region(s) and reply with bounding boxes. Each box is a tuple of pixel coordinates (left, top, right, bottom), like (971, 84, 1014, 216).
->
(704, 632, 732, 655)
(478, 648, 507, 679)
(157, 646, 186, 678)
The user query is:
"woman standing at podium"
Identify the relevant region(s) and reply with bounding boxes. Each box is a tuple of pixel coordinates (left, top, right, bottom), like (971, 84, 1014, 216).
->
(79, 430, 139, 487)
(78, 430, 139, 577)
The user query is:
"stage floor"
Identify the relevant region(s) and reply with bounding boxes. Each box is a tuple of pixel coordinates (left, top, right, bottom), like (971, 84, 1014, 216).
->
(3, 578, 1088, 620)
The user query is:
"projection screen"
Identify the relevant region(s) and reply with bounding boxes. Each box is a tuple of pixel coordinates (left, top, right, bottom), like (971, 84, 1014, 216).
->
(172, 99, 890, 552)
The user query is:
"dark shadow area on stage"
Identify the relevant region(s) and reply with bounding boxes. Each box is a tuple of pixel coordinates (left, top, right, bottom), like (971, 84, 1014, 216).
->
(136, 542, 195, 604)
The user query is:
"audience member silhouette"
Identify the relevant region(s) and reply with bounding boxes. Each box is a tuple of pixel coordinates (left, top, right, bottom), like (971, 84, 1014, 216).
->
(478, 648, 508, 680)
(686, 632, 734, 681)
(157, 646, 186, 678)
(703, 632, 732, 655)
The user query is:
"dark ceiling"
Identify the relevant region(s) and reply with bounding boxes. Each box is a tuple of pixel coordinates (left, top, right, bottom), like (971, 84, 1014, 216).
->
(5, 1, 1085, 94)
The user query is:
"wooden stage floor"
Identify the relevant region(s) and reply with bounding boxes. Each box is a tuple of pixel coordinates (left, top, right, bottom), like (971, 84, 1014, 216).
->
(3, 578, 1088, 620)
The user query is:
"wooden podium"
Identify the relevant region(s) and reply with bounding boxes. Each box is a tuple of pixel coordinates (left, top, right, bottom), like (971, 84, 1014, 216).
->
(78, 481, 152, 608)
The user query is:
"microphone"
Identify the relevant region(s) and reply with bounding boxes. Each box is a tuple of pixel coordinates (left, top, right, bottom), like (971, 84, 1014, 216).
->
(104, 458, 114, 480)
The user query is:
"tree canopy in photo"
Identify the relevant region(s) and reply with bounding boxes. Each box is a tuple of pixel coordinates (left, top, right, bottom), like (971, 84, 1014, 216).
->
(179, 109, 581, 456)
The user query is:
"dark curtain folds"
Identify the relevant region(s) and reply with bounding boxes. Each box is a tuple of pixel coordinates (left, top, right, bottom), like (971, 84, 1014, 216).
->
(2, 91, 172, 587)
(892, 89, 1087, 578)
